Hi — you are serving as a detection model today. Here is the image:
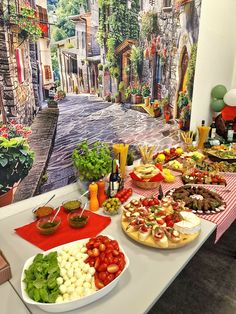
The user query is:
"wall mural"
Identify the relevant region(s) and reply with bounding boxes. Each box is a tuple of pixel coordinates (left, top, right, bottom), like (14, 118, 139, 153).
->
(0, 0, 203, 205)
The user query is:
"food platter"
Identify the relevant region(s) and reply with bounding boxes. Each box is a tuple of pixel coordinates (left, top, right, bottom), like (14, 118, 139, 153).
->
(121, 196, 201, 249)
(166, 185, 226, 215)
(121, 221, 200, 249)
(21, 236, 129, 313)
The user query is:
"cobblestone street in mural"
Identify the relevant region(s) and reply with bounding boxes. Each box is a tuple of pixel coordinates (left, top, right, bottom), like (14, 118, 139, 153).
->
(40, 94, 181, 192)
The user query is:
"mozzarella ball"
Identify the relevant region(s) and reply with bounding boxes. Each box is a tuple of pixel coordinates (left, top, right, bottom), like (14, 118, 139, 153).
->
(60, 268, 67, 277)
(67, 269, 74, 278)
(89, 267, 95, 275)
(56, 295, 63, 303)
(65, 262, 71, 270)
(80, 246, 87, 253)
(83, 282, 91, 289)
(64, 279, 71, 287)
(69, 256, 76, 263)
(63, 293, 70, 301)
(70, 276, 76, 283)
(59, 284, 67, 294)
(85, 273, 92, 282)
(56, 277, 63, 285)
(72, 261, 79, 269)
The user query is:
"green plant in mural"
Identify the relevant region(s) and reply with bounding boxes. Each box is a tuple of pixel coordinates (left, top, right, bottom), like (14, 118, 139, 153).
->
(186, 43, 198, 100)
(118, 81, 125, 92)
(130, 45, 144, 80)
(140, 11, 159, 41)
(97, 0, 140, 70)
(98, 63, 103, 71)
(0, 137, 34, 195)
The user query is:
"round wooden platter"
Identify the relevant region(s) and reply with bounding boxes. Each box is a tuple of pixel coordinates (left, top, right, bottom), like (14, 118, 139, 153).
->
(121, 220, 200, 249)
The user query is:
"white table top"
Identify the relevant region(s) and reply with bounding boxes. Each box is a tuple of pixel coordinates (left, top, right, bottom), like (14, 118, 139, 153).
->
(0, 281, 30, 314)
(0, 183, 216, 314)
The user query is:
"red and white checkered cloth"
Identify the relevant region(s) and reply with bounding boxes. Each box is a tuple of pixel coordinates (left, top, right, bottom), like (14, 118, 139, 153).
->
(125, 174, 236, 243)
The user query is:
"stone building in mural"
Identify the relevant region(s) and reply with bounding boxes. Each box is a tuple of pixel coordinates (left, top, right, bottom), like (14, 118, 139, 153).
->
(56, 1, 100, 94)
(141, 0, 202, 128)
(0, 0, 52, 125)
(0, 3, 36, 124)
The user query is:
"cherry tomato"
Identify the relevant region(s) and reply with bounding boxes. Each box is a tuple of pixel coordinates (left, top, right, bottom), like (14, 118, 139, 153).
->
(107, 264, 119, 273)
(153, 198, 159, 205)
(99, 243, 106, 252)
(94, 257, 100, 269)
(92, 248, 100, 257)
(106, 273, 115, 283)
(112, 249, 119, 256)
(98, 263, 108, 272)
(142, 199, 149, 207)
(120, 198, 125, 203)
(167, 220, 174, 227)
(148, 200, 155, 206)
(95, 278, 104, 289)
(98, 271, 107, 281)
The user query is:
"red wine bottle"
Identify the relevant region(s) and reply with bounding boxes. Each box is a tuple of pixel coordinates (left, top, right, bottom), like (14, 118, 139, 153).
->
(109, 160, 120, 197)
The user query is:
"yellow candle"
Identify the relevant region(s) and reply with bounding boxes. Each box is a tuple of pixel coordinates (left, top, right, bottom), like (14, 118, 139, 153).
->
(113, 143, 129, 179)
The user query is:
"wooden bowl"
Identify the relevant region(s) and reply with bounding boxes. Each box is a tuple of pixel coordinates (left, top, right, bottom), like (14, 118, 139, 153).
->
(132, 179, 161, 190)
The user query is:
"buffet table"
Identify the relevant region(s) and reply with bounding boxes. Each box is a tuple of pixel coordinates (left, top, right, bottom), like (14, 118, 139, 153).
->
(0, 183, 216, 314)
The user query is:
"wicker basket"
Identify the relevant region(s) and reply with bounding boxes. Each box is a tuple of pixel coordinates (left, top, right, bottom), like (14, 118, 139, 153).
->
(132, 179, 161, 190)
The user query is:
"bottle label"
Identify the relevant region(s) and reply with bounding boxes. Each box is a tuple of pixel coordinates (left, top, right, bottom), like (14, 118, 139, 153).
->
(227, 130, 234, 142)
(109, 182, 119, 197)
(210, 128, 216, 139)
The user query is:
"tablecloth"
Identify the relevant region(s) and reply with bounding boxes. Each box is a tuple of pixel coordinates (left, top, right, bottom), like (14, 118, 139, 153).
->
(125, 174, 236, 243)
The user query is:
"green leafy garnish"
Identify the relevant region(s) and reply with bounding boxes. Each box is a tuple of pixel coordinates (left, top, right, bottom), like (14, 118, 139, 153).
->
(23, 252, 60, 303)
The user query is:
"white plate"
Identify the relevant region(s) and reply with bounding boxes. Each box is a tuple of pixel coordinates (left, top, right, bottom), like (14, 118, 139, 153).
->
(21, 236, 130, 313)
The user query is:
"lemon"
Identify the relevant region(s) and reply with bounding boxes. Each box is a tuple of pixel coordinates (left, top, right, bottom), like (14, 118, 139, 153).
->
(163, 168, 171, 175)
(156, 153, 166, 162)
(164, 174, 176, 183)
(176, 148, 183, 155)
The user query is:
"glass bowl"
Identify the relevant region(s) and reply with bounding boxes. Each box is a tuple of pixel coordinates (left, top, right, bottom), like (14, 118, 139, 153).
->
(62, 199, 82, 212)
(103, 198, 121, 216)
(67, 212, 89, 228)
(36, 216, 61, 235)
(33, 204, 54, 219)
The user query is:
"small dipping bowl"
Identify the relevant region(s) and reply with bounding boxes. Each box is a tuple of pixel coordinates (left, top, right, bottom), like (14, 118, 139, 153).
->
(36, 216, 61, 235)
(33, 204, 54, 219)
(67, 212, 89, 229)
(62, 199, 82, 212)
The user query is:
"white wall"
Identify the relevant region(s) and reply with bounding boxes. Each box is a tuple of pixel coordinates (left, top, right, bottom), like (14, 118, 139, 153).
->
(190, 0, 236, 130)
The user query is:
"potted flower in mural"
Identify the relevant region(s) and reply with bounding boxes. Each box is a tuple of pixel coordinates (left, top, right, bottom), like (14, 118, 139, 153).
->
(126, 83, 143, 104)
(142, 84, 151, 106)
(0, 122, 34, 206)
(54, 90, 66, 102)
(178, 91, 191, 130)
(12, 1, 43, 40)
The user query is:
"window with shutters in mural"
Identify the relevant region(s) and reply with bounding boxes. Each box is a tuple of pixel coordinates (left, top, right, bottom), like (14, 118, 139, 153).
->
(44, 65, 52, 80)
(149, 0, 156, 6)
(37, 5, 49, 37)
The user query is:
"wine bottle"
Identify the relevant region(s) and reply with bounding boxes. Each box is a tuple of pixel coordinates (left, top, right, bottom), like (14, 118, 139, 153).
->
(227, 121, 234, 143)
(209, 117, 216, 139)
(109, 160, 120, 197)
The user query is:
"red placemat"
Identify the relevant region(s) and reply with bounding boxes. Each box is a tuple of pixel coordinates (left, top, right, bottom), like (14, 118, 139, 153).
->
(15, 210, 111, 251)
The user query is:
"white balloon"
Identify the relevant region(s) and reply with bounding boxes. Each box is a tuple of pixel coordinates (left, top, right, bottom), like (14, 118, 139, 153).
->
(223, 89, 236, 106)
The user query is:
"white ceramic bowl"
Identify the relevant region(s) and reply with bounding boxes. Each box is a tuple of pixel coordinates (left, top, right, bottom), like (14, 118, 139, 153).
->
(21, 236, 129, 313)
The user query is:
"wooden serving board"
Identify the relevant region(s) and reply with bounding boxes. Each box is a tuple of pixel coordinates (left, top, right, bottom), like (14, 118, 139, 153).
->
(121, 220, 200, 249)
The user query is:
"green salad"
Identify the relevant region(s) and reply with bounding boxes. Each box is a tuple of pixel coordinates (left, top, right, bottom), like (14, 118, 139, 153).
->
(23, 252, 60, 303)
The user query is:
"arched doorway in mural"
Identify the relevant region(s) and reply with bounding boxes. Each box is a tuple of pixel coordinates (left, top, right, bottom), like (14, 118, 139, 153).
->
(176, 45, 189, 118)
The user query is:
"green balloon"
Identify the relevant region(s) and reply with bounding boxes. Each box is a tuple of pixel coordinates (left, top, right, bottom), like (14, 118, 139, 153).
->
(211, 85, 227, 99)
(210, 98, 226, 112)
